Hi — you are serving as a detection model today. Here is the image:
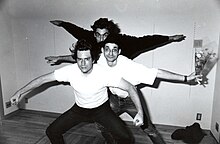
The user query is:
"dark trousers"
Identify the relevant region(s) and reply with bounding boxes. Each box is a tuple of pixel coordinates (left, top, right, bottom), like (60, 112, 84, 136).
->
(97, 89, 166, 144)
(46, 100, 134, 144)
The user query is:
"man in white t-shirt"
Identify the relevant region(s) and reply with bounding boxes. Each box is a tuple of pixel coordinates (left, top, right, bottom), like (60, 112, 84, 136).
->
(96, 35, 202, 144)
(10, 40, 144, 144)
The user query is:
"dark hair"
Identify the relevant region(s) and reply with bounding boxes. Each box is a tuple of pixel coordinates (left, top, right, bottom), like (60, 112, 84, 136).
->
(99, 34, 122, 50)
(73, 39, 94, 61)
(91, 18, 121, 34)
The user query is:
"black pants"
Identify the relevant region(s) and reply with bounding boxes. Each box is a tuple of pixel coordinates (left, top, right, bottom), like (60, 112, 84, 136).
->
(46, 100, 134, 144)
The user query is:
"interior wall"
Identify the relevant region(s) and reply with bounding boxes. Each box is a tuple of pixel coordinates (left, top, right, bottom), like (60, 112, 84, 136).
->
(211, 34, 220, 142)
(3, 0, 220, 130)
(0, 0, 17, 116)
(11, 18, 75, 113)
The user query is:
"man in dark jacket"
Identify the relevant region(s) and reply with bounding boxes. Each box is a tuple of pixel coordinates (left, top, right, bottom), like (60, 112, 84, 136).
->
(45, 18, 185, 64)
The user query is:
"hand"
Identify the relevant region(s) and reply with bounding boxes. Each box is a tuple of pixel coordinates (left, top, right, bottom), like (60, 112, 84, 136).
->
(50, 20, 63, 26)
(10, 92, 21, 106)
(69, 43, 76, 53)
(186, 72, 203, 84)
(45, 56, 60, 65)
(169, 34, 186, 42)
(133, 112, 144, 126)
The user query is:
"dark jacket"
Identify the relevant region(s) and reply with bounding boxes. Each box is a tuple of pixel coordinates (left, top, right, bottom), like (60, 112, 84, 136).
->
(59, 21, 171, 60)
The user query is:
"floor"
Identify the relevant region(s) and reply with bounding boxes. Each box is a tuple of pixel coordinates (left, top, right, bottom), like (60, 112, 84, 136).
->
(0, 109, 218, 144)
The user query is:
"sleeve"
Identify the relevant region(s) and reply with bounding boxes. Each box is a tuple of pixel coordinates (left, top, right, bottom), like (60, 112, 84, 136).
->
(108, 76, 131, 98)
(122, 57, 158, 85)
(54, 66, 71, 82)
(109, 77, 124, 88)
(119, 34, 170, 59)
(133, 64, 158, 85)
(60, 21, 93, 40)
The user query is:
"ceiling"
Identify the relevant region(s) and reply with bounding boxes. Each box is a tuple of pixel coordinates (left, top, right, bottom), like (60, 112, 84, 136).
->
(1, 0, 220, 19)
(2, 0, 97, 19)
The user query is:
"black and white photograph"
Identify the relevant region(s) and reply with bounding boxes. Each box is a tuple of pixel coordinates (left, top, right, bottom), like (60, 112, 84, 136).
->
(0, 0, 220, 143)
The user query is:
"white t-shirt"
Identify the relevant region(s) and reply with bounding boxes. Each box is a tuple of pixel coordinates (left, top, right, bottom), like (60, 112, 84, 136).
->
(54, 64, 122, 108)
(98, 54, 158, 97)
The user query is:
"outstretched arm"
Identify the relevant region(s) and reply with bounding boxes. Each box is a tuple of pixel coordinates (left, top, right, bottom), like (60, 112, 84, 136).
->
(50, 20, 92, 40)
(120, 34, 186, 59)
(45, 43, 76, 65)
(45, 54, 76, 65)
(156, 69, 202, 83)
(117, 78, 144, 126)
(10, 72, 56, 105)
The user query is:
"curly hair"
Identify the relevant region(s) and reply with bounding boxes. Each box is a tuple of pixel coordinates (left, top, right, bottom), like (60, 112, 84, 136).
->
(99, 34, 122, 50)
(91, 18, 121, 34)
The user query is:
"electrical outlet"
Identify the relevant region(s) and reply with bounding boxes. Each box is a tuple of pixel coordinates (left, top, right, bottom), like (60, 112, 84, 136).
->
(196, 113, 202, 121)
(215, 122, 219, 132)
(5, 101, 11, 108)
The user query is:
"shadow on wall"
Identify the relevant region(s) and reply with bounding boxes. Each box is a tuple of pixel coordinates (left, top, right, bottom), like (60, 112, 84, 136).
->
(18, 81, 70, 109)
(0, 0, 6, 11)
(215, 0, 220, 7)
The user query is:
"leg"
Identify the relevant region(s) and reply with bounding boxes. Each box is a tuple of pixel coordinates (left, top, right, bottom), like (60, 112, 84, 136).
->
(120, 88, 166, 144)
(136, 88, 166, 144)
(96, 123, 116, 144)
(46, 105, 86, 144)
(97, 89, 122, 144)
(142, 121, 166, 144)
(95, 101, 134, 144)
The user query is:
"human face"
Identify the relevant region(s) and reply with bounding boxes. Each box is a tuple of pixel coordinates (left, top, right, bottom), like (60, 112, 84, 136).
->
(94, 28, 109, 43)
(102, 43, 121, 64)
(77, 50, 93, 74)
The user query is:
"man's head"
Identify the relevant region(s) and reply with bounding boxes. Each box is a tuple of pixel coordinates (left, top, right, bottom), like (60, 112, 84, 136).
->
(101, 35, 121, 66)
(91, 18, 121, 43)
(74, 40, 94, 73)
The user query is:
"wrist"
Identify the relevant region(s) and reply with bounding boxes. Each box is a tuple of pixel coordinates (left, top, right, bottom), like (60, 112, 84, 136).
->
(168, 36, 174, 41)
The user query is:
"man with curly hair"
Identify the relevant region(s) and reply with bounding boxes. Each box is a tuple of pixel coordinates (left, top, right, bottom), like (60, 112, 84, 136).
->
(45, 18, 185, 64)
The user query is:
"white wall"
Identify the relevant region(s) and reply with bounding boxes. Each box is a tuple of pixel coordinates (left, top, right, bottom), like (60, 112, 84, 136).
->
(211, 35, 220, 142)
(0, 0, 17, 115)
(11, 19, 75, 113)
(2, 0, 220, 131)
